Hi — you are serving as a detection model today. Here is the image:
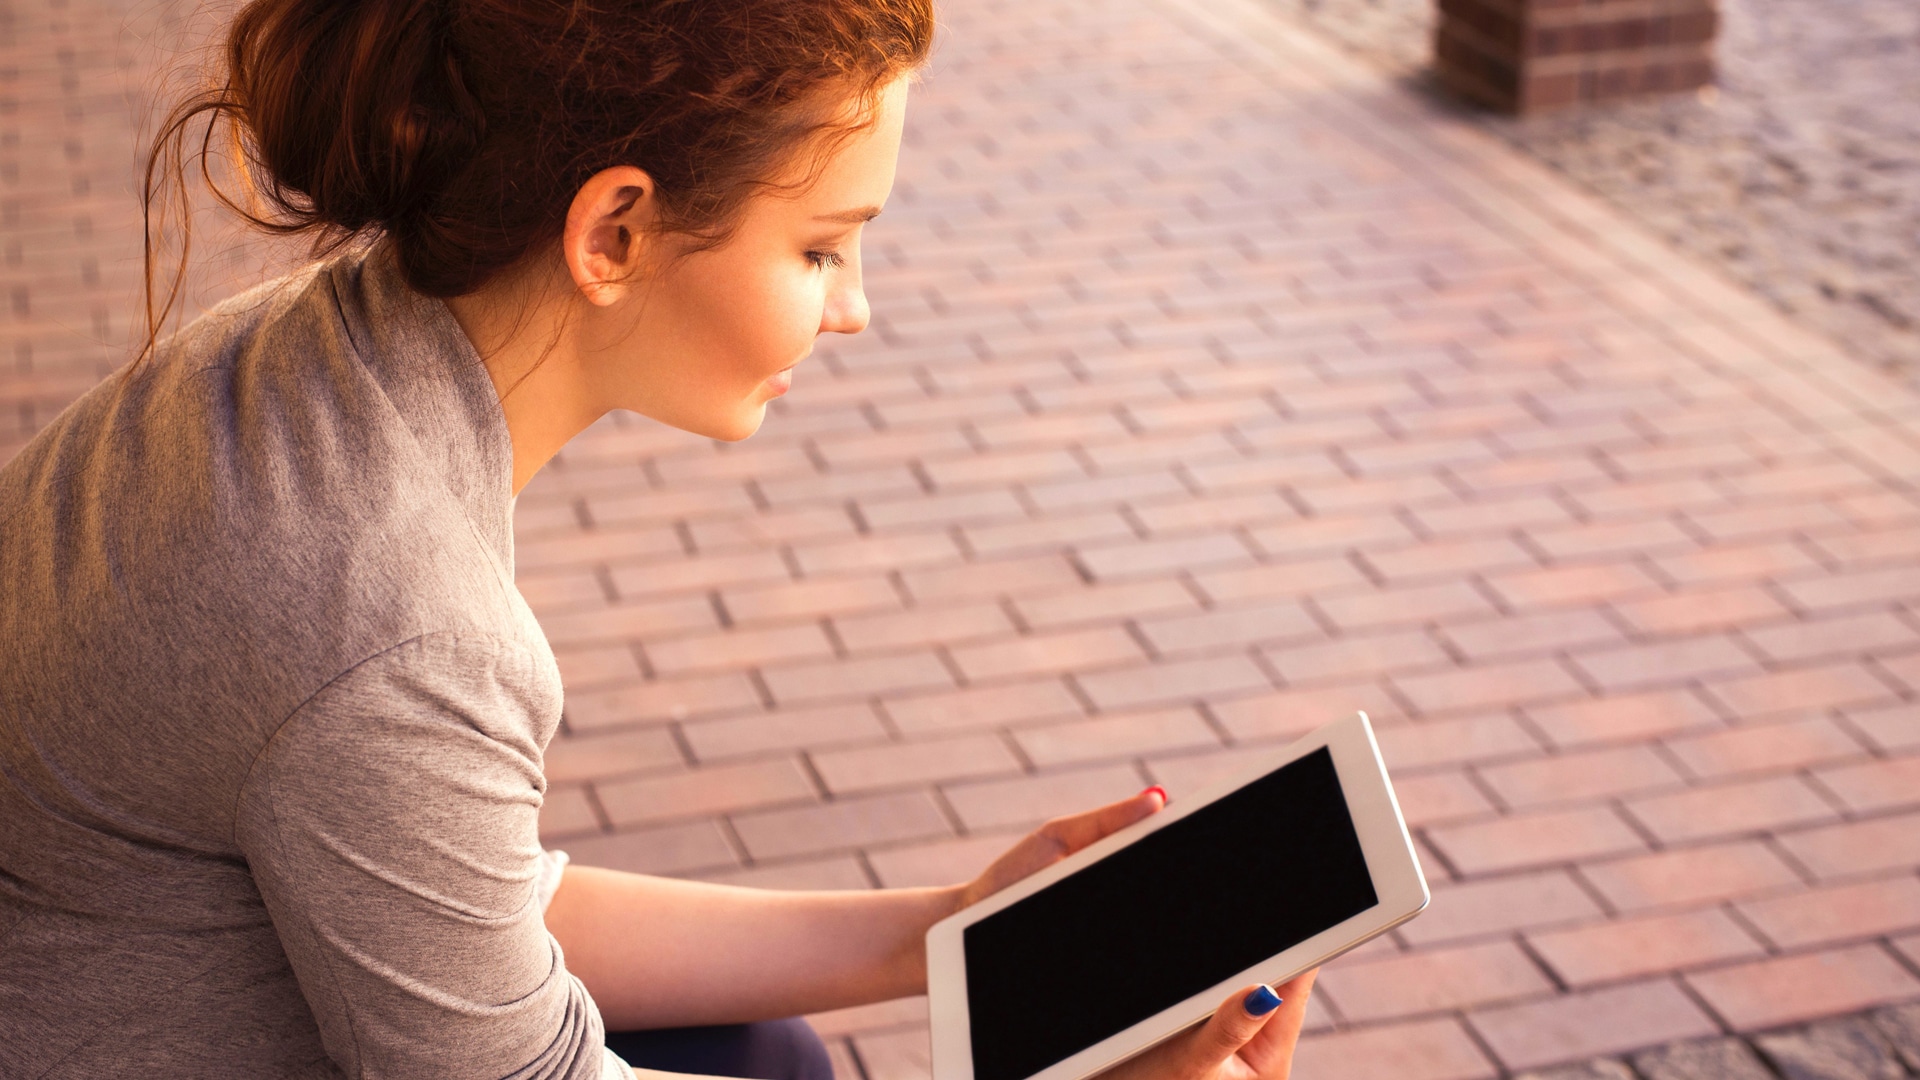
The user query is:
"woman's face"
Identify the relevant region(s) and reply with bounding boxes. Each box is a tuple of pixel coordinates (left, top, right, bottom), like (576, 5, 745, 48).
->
(588, 78, 909, 441)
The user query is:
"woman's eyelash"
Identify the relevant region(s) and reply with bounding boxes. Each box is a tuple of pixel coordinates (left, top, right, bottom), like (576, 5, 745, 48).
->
(806, 250, 845, 270)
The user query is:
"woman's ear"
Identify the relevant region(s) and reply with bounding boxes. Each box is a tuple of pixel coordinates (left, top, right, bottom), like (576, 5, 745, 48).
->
(561, 165, 660, 307)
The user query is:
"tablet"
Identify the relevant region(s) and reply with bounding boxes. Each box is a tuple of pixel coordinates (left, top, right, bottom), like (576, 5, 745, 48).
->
(925, 712, 1428, 1080)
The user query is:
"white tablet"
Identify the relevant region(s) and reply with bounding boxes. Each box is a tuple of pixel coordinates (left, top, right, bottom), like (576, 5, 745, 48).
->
(926, 712, 1428, 1080)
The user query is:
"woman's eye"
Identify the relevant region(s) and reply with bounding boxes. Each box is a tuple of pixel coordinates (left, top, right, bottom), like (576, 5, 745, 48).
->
(806, 250, 845, 271)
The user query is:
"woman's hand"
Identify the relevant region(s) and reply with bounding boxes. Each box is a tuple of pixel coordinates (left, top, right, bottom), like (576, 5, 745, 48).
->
(1099, 973, 1318, 1080)
(955, 786, 1169, 911)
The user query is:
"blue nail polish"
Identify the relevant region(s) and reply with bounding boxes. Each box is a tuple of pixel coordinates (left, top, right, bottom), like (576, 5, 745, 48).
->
(1244, 985, 1283, 1017)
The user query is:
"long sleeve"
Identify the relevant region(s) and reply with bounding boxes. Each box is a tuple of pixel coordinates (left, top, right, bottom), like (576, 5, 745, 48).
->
(237, 631, 609, 1080)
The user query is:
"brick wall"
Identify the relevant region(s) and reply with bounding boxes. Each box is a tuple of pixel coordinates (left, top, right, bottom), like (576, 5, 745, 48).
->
(1436, 0, 1719, 113)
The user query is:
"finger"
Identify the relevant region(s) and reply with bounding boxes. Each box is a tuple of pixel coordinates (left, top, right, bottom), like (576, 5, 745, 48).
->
(1038, 786, 1167, 857)
(1183, 984, 1284, 1068)
(1237, 970, 1317, 1077)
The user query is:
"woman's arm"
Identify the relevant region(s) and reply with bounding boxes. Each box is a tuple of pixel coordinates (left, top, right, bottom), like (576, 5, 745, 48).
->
(545, 789, 1168, 1031)
(543, 868, 962, 1029)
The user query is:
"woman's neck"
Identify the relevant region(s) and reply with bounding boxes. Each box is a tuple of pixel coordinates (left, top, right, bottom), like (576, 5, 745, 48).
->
(445, 276, 603, 497)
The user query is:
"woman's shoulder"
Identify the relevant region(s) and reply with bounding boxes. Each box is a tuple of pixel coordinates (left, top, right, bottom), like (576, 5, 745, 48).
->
(1, 247, 530, 716)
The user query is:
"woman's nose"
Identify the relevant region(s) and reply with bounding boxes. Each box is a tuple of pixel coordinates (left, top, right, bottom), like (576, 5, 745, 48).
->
(820, 270, 870, 336)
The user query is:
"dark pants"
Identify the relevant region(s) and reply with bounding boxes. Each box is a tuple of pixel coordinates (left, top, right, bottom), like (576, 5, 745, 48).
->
(606, 1018, 834, 1080)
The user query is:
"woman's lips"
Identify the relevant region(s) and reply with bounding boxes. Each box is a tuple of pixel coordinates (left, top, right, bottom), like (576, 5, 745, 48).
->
(765, 368, 794, 396)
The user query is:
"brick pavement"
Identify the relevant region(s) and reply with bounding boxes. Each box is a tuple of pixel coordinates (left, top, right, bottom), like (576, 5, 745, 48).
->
(6, 0, 1920, 1077)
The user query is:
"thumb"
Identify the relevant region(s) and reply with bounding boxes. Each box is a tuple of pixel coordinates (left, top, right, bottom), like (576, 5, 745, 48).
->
(1185, 984, 1284, 1068)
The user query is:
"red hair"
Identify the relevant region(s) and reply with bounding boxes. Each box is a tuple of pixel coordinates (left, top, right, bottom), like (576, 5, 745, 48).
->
(143, 0, 935, 355)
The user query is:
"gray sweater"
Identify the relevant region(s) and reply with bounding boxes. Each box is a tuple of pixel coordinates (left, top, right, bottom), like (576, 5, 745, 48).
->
(0, 247, 622, 1079)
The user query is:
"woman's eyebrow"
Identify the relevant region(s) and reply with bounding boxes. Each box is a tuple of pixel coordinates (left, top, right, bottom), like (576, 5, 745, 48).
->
(814, 206, 883, 224)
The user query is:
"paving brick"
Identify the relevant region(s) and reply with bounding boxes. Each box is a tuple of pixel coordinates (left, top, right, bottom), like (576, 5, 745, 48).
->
(551, 645, 646, 692)
(1072, 654, 1274, 711)
(538, 785, 603, 841)
(1246, 510, 1421, 560)
(1743, 610, 1920, 666)
(760, 652, 956, 706)
(596, 758, 817, 826)
(1487, 563, 1667, 610)
(1208, 681, 1406, 742)
(543, 727, 685, 783)
(1777, 565, 1920, 615)
(1479, 745, 1688, 808)
(1653, 538, 1827, 587)
(1687, 945, 1920, 1031)
(1613, 585, 1794, 637)
(941, 763, 1146, 833)
(1848, 701, 1920, 753)
(1362, 537, 1540, 584)
(1400, 870, 1607, 946)
(1470, 978, 1720, 1072)
(1581, 840, 1805, 913)
(730, 791, 952, 861)
(948, 626, 1145, 682)
(1262, 628, 1453, 686)
(1527, 909, 1766, 987)
(566, 674, 764, 731)
(1076, 533, 1255, 581)
(1739, 875, 1920, 950)
(643, 623, 837, 675)
(831, 602, 1016, 654)
(1814, 753, 1920, 815)
(1139, 605, 1330, 665)
(722, 576, 902, 625)
(1780, 810, 1920, 881)
(1319, 941, 1555, 1023)
(1526, 690, 1725, 749)
(880, 679, 1084, 736)
(898, 554, 1083, 604)
(537, 595, 722, 647)
(1410, 493, 1581, 540)
(1703, 662, 1901, 721)
(865, 834, 1018, 888)
(1394, 769, 1501, 827)
(791, 533, 962, 578)
(1525, 517, 1698, 562)
(1143, 748, 1273, 799)
(1393, 658, 1587, 717)
(1375, 713, 1547, 771)
(1013, 579, 1202, 632)
(1569, 635, 1762, 693)
(1316, 579, 1503, 633)
(1291, 1017, 1498, 1080)
(1626, 775, 1839, 845)
(1665, 715, 1870, 780)
(1014, 706, 1222, 768)
(606, 550, 794, 598)
(1190, 555, 1372, 604)
(1440, 609, 1630, 663)
(681, 704, 887, 761)
(960, 509, 1135, 559)
(811, 734, 1022, 795)
(1430, 806, 1648, 876)
(556, 821, 740, 876)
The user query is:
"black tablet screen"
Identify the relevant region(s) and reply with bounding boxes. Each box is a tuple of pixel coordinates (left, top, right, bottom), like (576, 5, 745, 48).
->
(962, 747, 1378, 1080)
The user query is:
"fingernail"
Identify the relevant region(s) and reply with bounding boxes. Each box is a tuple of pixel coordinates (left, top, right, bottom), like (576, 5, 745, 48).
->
(1244, 985, 1283, 1017)
(1141, 785, 1168, 806)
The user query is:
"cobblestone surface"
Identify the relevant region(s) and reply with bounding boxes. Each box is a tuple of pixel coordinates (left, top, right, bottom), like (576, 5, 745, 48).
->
(6, 0, 1920, 1077)
(1258, 0, 1920, 378)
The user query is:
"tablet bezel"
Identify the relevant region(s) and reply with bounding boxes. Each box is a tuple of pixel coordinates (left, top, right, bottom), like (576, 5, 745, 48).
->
(926, 711, 1428, 1080)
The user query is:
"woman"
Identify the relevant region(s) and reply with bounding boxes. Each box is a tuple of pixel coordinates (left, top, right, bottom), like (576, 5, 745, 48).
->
(0, 1, 1316, 1078)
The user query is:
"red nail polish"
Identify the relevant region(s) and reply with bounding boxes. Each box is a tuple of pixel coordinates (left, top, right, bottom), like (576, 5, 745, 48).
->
(1142, 785, 1168, 805)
